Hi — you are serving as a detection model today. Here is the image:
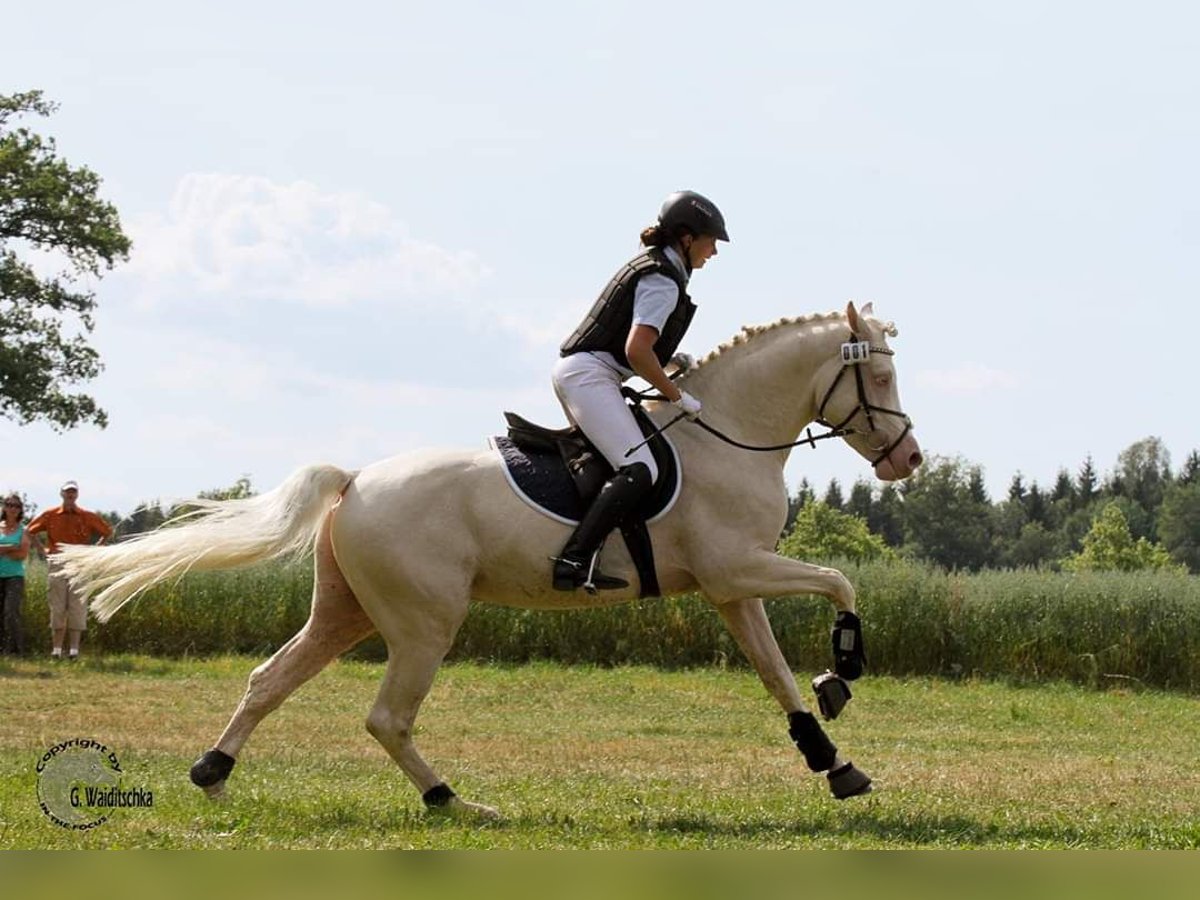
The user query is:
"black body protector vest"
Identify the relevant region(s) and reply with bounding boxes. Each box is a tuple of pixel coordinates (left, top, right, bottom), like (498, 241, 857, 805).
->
(560, 248, 696, 370)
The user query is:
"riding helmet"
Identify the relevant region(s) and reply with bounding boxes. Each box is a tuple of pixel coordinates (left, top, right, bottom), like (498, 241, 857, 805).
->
(658, 191, 730, 242)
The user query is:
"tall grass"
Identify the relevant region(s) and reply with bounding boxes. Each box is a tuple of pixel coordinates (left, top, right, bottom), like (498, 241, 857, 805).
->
(14, 558, 1200, 691)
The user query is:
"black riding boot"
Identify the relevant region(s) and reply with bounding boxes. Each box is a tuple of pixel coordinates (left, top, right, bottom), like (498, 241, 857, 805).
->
(553, 463, 653, 593)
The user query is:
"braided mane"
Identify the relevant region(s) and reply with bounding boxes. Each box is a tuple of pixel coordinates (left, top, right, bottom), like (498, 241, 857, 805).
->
(695, 309, 898, 370)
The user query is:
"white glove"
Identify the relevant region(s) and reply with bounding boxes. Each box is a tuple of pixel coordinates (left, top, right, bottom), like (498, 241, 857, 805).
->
(671, 390, 703, 420)
(669, 352, 696, 372)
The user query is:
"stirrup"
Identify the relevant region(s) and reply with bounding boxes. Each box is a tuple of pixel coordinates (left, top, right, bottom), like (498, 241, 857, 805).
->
(551, 551, 629, 593)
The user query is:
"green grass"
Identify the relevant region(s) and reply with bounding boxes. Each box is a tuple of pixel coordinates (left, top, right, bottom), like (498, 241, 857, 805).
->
(1, 655, 1197, 848)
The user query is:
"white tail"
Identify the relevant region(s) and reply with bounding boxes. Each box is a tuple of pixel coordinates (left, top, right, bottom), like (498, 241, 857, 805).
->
(56, 464, 355, 622)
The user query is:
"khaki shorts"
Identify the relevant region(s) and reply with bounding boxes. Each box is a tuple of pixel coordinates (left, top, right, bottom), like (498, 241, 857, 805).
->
(47, 568, 88, 632)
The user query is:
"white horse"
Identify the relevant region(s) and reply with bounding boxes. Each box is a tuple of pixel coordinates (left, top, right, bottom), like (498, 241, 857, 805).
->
(59, 301, 921, 821)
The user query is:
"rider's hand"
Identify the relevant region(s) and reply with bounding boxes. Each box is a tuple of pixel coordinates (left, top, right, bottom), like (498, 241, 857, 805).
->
(669, 352, 695, 373)
(671, 390, 703, 420)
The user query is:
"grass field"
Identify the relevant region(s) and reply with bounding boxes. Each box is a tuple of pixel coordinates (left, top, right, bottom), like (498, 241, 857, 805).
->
(1, 655, 1197, 849)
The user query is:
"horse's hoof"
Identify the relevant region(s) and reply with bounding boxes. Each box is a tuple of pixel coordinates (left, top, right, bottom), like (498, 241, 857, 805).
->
(827, 762, 873, 799)
(428, 796, 503, 823)
(200, 781, 227, 801)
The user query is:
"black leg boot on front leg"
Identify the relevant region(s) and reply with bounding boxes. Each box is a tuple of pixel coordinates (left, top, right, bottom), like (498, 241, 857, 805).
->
(553, 463, 653, 593)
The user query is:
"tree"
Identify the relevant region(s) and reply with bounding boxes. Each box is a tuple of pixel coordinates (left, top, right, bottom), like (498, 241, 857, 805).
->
(1076, 455, 1098, 508)
(1, 90, 130, 430)
(1024, 482, 1048, 526)
(1051, 469, 1074, 506)
(998, 522, 1062, 570)
(1109, 437, 1172, 518)
(198, 476, 255, 501)
(1158, 482, 1200, 573)
(900, 455, 994, 570)
(114, 501, 168, 540)
(967, 467, 989, 505)
(1179, 451, 1200, 486)
(1007, 473, 1026, 503)
(1061, 502, 1182, 573)
(868, 483, 904, 547)
(846, 479, 873, 521)
(783, 478, 816, 536)
(778, 502, 894, 564)
(822, 478, 844, 510)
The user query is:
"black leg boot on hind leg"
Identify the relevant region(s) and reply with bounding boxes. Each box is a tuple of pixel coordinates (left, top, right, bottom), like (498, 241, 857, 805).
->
(788, 710, 873, 799)
(552, 463, 652, 593)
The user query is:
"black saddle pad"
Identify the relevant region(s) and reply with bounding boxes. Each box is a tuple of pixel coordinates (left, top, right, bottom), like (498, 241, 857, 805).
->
(493, 415, 680, 525)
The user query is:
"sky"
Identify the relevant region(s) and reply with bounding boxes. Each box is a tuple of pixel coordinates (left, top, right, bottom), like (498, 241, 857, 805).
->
(3, 0, 1198, 517)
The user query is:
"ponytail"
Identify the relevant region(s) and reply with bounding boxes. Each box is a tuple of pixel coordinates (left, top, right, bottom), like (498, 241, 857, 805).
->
(640, 223, 692, 248)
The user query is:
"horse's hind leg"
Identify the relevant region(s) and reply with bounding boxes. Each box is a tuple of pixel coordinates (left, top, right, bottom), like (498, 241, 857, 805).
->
(715, 596, 872, 800)
(189, 512, 376, 798)
(359, 592, 498, 821)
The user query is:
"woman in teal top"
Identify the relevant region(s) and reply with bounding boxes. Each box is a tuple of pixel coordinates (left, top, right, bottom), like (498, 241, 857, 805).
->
(0, 493, 30, 655)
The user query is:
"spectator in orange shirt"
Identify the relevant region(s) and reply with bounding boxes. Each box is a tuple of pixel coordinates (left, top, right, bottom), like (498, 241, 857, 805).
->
(27, 480, 113, 660)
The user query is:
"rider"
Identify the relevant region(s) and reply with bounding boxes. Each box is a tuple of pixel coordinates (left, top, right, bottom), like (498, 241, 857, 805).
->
(551, 190, 729, 591)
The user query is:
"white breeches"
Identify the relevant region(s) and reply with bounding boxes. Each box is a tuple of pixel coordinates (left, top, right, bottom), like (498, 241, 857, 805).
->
(552, 352, 659, 482)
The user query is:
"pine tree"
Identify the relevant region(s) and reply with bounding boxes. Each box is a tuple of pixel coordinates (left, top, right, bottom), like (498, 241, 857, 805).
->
(968, 467, 989, 504)
(1008, 473, 1026, 503)
(1179, 450, 1200, 486)
(1051, 469, 1074, 505)
(846, 479, 874, 521)
(869, 484, 904, 547)
(1024, 482, 1047, 525)
(822, 479, 844, 510)
(1076, 455, 1098, 508)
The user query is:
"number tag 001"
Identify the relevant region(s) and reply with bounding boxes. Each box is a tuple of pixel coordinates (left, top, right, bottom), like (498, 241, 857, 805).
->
(840, 341, 870, 364)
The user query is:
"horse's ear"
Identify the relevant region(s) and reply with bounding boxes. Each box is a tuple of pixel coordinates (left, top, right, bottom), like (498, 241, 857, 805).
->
(861, 301, 875, 318)
(846, 300, 862, 332)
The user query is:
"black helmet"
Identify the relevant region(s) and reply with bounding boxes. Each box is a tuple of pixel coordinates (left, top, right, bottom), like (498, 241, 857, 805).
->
(658, 190, 730, 242)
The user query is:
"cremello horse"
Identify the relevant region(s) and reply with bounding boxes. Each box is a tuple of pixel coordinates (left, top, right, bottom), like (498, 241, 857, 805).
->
(59, 301, 921, 821)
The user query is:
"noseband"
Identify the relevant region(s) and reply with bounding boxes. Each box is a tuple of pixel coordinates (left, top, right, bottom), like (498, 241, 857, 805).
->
(815, 335, 913, 466)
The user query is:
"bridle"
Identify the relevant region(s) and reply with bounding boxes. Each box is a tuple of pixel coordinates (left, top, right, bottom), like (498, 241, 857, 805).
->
(624, 333, 914, 465)
(812, 335, 913, 466)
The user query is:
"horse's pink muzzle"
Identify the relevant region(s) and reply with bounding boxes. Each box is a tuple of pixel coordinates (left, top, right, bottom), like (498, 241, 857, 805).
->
(873, 431, 923, 481)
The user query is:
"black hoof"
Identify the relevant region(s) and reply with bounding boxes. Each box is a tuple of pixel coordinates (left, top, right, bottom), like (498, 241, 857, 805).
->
(827, 762, 872, 799)
(189, 748, 236, 788)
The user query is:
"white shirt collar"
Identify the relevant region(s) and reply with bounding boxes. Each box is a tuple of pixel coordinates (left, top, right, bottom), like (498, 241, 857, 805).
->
(662, 245, 690, 282)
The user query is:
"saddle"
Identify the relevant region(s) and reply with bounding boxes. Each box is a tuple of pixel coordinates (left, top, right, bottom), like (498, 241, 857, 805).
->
(493, 399, 680, 598)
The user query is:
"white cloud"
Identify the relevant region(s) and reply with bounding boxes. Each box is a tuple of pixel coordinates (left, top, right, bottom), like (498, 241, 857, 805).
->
(913, 363, 1020, 395)
(122, 173, 488, 307)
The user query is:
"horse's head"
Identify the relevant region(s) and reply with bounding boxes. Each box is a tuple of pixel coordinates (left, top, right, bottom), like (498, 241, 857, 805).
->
(815, 301, 923, 481)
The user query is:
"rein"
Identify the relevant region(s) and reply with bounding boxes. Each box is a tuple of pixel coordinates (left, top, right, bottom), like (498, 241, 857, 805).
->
(693, 418, 853, 452)
(623, 333, 913, 465)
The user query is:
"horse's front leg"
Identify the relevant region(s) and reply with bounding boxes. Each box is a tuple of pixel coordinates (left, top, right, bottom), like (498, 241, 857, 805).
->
(704, 550, 866, 681)
(706, 549, 855, 612)
(714, 596, 872, 800)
